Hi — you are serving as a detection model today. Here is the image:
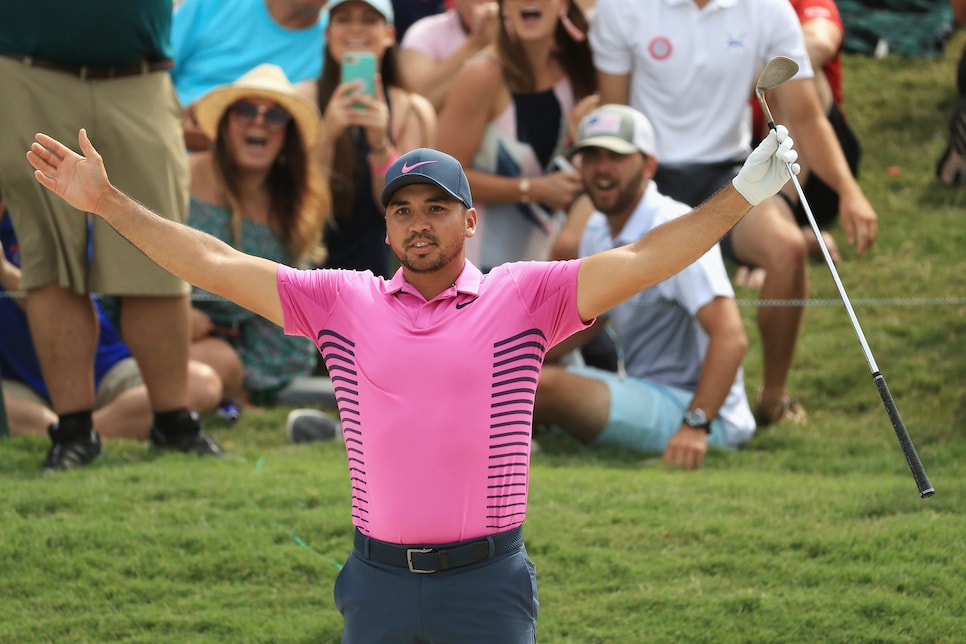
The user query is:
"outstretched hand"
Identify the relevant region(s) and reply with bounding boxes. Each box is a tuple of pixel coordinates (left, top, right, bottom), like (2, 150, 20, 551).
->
(26, 129, 112, 215)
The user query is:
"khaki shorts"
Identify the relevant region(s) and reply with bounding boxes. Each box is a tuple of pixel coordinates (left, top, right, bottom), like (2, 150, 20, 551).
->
(2, 357, 143, 412)
(0, 57, 189, 296)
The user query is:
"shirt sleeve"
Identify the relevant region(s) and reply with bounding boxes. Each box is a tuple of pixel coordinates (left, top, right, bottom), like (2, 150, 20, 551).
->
(588, 0, 635, 75)
(671, 245, 735, 316)
(794, 0, 844, 33)
(764, 0, 815, 79)
(400, 15, 439, 58)
(504, 259, 594, 346)
(276, 264, 345, 340)
(170, 0, 202, 87)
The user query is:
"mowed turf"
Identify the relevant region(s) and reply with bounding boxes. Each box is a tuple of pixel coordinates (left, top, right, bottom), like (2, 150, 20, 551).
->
(2, 38, 965, 643)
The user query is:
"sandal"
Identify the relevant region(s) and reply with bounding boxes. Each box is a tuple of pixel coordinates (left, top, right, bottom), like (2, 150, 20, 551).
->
(754, 387, 808, 427)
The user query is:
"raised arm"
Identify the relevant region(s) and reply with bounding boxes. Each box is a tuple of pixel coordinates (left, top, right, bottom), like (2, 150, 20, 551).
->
(596, 70, 630, 106)
(575, 127, 799, 321)
(26, 130, 285, 326)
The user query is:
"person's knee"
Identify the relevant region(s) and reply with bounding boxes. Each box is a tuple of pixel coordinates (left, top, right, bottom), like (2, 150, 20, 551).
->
(187, 361, 223, 413)
(752, 212, 807, 272)
(190, 337, 244, 391)
(4, 392, 58, 437)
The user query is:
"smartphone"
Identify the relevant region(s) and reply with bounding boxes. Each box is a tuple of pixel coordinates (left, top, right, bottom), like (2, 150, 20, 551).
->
(341, 51, 377, 106)
(550, 154, 577, 174)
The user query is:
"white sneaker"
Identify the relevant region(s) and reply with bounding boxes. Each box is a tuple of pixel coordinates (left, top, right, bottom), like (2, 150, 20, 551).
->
(286, 409, 342, 444)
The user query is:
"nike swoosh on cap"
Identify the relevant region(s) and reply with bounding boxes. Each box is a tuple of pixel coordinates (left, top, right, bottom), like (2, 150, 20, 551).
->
(401, 160, 438, 173)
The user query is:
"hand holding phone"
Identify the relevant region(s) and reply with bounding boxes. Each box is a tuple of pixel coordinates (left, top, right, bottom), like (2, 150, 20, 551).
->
(341, 51, 377, 108)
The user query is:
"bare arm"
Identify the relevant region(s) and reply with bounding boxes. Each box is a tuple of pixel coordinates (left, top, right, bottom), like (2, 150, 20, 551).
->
(774, 79, 878, 255)
(438, 56, 583, 211)
(438, 56, 512, 199)
(400, 48, 467, 111)
(662, 296, 748, 470)
(953, 0, 966, 24)
(596, 70, 630, 106)
(575, 127, 799, 321)
(687, 297, 748, 422)
(400, 3, 498, 110)
(801, 16, 843, 112)
(26, 130, 285, 326)
(576, 186, 752, 321)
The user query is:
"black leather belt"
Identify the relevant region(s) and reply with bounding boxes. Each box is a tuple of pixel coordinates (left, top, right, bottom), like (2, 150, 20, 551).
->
(354, 526, 524, 574)
(1, 54, 174, 80)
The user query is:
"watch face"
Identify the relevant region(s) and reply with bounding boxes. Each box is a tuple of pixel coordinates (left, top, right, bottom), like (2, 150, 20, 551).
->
(685, 409, 709, 428)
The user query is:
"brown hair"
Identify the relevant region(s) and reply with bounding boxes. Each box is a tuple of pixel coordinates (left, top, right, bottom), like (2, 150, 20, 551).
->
(214, 111, 331, 265)
(496, 0, 596, 100)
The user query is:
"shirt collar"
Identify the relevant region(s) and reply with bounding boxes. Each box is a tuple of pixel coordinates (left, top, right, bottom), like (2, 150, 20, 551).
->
(385, 260, 483, 300)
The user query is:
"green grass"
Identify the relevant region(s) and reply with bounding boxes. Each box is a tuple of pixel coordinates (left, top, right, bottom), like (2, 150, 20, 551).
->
(3, 42, 966, 642)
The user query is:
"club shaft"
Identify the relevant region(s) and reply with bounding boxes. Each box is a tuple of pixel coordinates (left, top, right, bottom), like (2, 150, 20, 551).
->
(787, 167, 878, 373)
(787, 169, 934, 497)
(759, 108, 934, 497)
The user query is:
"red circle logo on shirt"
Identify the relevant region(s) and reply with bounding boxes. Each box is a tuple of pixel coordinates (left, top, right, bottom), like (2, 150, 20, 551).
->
(648, 37, 672, 60)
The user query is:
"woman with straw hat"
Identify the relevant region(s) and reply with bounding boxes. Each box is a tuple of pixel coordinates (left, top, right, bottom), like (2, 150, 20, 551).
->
(188, 63, 331, 407)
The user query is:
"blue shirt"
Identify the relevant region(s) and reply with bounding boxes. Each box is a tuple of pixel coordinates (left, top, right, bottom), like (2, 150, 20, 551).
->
(171, 0, 328, 105)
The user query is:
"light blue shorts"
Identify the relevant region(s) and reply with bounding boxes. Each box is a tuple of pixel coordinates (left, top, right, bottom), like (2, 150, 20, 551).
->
(564, 365, 733, 454)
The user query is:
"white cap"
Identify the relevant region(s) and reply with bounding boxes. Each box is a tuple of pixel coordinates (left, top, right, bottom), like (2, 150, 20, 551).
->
(570, 104, 656, 157)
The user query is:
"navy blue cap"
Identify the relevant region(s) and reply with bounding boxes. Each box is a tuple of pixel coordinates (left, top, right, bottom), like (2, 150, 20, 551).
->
(381, 148, 473, 209)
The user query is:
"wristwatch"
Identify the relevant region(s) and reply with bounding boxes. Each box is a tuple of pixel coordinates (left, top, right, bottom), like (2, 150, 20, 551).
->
(683, 408, 712, 433)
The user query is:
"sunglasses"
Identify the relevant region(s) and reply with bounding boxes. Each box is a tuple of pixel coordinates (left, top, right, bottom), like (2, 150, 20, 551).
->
(230, 100, 291, 128)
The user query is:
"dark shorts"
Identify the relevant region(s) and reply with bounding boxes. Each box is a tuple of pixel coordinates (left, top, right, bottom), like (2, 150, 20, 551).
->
(335, 540, 538, 643)
(653, 159, 743, 261)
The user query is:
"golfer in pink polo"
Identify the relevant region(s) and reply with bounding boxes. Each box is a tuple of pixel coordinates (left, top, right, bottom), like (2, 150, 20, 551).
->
(26, 125, 799, 642)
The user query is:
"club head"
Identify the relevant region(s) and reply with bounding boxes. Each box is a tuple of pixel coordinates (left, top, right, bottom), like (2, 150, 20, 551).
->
(755, 56, 799, 128)
(756, 56, 799, 93)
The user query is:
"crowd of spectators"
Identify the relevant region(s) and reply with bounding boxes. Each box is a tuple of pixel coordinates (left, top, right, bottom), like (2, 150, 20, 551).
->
(1, 0, 883, 469)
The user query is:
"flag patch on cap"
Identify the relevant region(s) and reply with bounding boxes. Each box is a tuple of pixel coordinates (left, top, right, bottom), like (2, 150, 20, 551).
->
(582, 112, 623, 136)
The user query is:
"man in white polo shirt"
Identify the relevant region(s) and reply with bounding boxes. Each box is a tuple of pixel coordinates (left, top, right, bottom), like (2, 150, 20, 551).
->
(27, 124, 798, 640)
(590, 0, 879, 426)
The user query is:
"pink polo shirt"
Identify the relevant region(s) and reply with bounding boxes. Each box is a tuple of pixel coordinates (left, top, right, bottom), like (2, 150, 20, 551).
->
(278, 259, 590, 545)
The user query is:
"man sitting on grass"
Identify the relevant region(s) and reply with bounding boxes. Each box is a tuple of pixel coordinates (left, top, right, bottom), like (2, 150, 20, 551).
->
(534, 105, 755, 470)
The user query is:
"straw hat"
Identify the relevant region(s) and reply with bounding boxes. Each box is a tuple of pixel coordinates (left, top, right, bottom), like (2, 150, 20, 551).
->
(194, 64, 321, 149)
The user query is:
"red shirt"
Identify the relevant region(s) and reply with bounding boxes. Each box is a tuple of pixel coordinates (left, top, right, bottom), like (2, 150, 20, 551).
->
(793, 0, 844, 106)
(752, 0, 845, 135)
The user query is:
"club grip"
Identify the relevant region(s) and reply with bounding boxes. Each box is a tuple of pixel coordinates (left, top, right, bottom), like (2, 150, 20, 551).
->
(873, 372, 934, 498)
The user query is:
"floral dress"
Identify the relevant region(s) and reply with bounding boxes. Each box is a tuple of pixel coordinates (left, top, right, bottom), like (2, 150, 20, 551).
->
(188, 196, 316, 402)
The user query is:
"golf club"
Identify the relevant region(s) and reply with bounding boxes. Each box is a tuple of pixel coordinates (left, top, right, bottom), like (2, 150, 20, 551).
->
(755, 56, 934, 498)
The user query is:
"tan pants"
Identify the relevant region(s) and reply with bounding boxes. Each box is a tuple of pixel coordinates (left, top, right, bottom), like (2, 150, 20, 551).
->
(0, 56, 189, 295)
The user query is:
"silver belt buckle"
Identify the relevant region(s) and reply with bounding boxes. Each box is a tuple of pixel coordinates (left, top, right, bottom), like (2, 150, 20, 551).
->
(407, 547, 435, 573)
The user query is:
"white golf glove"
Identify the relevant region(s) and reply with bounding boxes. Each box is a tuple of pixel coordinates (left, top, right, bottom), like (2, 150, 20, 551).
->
(732, 125, 800, 206)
